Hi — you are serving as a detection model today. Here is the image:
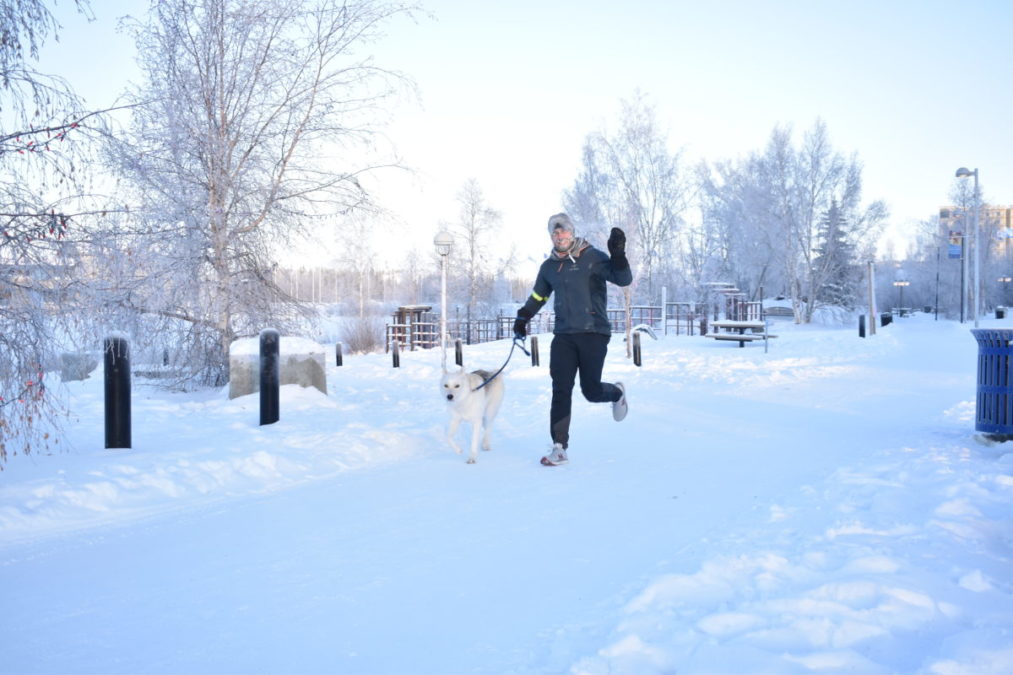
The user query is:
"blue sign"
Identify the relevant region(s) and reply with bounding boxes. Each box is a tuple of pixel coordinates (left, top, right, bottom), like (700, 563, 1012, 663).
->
(948, 231, 962, 260)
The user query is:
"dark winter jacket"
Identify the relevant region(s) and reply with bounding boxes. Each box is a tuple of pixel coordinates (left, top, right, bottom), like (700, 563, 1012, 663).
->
(518, 239, 633, 336)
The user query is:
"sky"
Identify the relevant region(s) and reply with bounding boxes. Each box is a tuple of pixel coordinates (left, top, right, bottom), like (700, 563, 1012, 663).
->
(4, 312, 1013, 672)
(35, 0, 1013, 273)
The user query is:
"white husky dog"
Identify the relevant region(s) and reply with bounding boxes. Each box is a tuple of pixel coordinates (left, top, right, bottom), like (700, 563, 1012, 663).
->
(441, 367, 505, 464)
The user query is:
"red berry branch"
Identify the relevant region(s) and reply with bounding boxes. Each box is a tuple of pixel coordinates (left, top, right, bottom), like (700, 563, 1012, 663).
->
(0, 370, 46, 409)
(1, 210, 71, 243)
(0, 121, 81, 157)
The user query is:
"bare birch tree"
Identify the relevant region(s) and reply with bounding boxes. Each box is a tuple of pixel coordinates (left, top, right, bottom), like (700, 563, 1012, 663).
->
(104, 0, 414, 386)
(564, 92, 690, 355)
(565, 92, 690, 301)
(698, 155, 782, 296)
(447, 178, 509, 341)
(0, 0, 115, 464)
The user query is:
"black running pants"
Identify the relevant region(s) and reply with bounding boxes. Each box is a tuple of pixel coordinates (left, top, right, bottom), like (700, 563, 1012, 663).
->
(549, 332, 622, 448)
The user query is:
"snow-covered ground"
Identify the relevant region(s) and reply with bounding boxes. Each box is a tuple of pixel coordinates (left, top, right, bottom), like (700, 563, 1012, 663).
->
(3, 313, 1012, 674)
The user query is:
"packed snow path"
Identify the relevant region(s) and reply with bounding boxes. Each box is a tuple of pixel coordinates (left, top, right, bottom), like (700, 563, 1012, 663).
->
(3, 314, 1011, 674)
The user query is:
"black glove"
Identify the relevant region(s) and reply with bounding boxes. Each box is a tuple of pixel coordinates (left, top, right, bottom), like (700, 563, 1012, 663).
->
(608, 227, 628, 268)
(513, 307, 533, 340)
(513, 317, 527, 340)
(607, 227, 626, 257)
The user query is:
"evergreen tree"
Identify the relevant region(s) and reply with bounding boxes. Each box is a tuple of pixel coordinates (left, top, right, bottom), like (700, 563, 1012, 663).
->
(812, 199, 860, 309)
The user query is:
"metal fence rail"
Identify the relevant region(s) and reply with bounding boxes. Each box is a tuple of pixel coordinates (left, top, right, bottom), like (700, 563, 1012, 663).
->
(385, 313, 556, 352)
(385, 302, 712, 352)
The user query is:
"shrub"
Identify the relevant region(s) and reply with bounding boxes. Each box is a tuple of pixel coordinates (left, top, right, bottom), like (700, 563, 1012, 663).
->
(341, 314, 386, 354)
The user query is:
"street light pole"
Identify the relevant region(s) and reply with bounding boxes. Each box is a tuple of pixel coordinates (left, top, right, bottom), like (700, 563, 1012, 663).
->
(956, 167, 980, 327)
(434, 231, 454, 370)
(893, 266, 909, 317)
(935, 246, 940, 320)
(433, 231, 453, 368)
(893, 280, 910, 314)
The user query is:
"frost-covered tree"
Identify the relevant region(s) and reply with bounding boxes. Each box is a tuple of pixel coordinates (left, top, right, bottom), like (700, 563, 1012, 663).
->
(701, 120, 885, 322)
(105, 0, 414, 386)
(565, 92, 690, 304)
(334, 212, 380, 318)
(0, 0, 113, 464)
(776, 121, 885, 321)
(563, 139, 610, 242)
(943, 178, 1009, 314)
(446, 178, 512, 341)
(698, 154, 782, 297)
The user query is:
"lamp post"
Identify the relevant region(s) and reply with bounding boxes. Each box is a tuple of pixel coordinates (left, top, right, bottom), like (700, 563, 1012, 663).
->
(956, 167, 980, 327)
(893, 266, 910, 316)
(433, 230, 454, 370)
(893, 279, 910, 315)
(934, 246, 940, 321)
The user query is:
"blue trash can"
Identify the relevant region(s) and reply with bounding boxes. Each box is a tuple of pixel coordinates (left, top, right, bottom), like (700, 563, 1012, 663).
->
(971, 329, 1013, 434)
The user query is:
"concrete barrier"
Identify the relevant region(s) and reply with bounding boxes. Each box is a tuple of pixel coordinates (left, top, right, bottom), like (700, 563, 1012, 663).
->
(229, 335, 327, 399)
(60, 352, 99, 382)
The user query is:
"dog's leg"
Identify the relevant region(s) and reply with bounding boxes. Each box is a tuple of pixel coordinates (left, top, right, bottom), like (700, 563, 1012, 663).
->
(467, 420, 482, 464)
(447, 415, 463, 455)
(481, 416, 493, 452)
(482, 379, 503, 453)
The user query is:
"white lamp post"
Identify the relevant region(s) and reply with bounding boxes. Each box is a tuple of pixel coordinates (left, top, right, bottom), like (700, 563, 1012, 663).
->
(434, 230, 454, 370)
(956, 167, 980, 327)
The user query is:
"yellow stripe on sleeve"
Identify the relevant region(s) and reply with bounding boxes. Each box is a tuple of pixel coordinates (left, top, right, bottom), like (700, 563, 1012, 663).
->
(532, 291, 547, 302)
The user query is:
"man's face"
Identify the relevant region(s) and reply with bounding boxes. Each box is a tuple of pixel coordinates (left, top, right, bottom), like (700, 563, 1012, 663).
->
(551, 227, 574, 252)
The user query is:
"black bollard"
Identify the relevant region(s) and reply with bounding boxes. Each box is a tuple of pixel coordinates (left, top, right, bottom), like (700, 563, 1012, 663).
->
(335, 342, 343, 367)
(392, 340, 400, 368)
(455, 339, 463, 367)
(260, 329, 280, 425)
(859, 314, 866, 338)
(633, 331, 642, 367)
(104, 336, 131, 449)
(531, 336, 540, 367)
